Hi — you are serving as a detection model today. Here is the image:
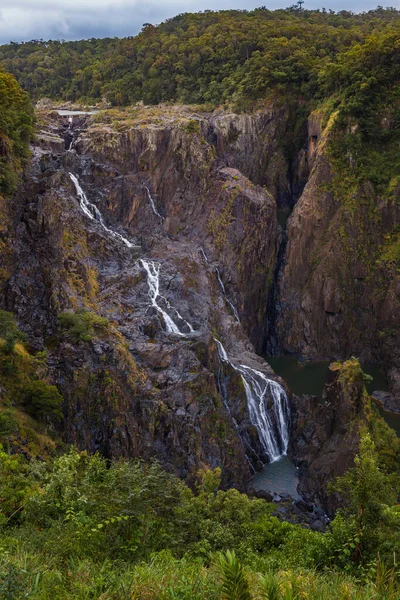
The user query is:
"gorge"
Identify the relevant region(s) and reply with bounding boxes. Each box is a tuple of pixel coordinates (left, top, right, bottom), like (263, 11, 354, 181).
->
(0, 8, 400, 595)
(0, 99, 397, 511)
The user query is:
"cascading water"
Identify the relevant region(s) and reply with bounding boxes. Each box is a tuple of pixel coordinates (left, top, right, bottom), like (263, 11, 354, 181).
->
(199, 248, 240, 323)
(69, 173, 135, 248)
(215, 268, 240, 323)
(215, 339, 290, 463)
(143, 185, 163, 220)
(140, 259, 194, 336)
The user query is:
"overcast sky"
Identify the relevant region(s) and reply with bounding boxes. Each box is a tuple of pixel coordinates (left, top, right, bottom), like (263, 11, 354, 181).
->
(0, 0, 398, 45)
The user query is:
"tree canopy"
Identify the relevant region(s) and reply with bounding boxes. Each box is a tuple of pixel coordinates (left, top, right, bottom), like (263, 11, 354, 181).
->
(0, 7, 399, 109)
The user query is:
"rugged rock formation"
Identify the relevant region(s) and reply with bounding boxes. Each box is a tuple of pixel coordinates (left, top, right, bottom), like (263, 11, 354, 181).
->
(1, 102, 398, 504)
(275, 111, 400, 400)
(291, 359, 376, 513)
(1, 106, 294, 489)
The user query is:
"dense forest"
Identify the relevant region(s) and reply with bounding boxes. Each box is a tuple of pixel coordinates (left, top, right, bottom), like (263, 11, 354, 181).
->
(0, 7, 399, 109)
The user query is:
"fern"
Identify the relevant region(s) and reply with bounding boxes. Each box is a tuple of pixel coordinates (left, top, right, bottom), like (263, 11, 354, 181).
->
(219, 550, 251, 600)
(260, 571, 282, 600)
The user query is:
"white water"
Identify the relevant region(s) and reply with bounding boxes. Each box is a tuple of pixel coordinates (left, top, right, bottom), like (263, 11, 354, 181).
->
(143, 185, 163, 220)
(58, 110, 98, 116)
(67, 117, 74, 150)
(69, 173, 134, 248)
(215, 268, 240, 323)
(215, 339, 290, 463)
(199, 247, 209, 264)
(140, 259, 194, 336)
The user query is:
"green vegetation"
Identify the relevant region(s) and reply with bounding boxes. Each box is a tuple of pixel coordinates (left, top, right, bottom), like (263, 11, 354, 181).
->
(58, 310, 110, 342)
(0, 8, 399, 598)
(0, 8, 398, 109)
(0, 70, 33, 194)
(332, 433, 399, 565)
(0, 310, 63, 455)
(0, 438, 398, 599)
(22, 381, 63, 424)
(0, 310, 27, 353)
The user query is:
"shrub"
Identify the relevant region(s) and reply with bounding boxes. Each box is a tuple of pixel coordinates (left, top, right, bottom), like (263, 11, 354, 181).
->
(22, 380, 63, 424)
(0, 310, 27, 353)
(58, 310, 109, 342)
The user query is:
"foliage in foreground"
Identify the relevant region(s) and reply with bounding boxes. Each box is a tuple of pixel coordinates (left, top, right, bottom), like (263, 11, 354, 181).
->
(0, 434, 399, 599)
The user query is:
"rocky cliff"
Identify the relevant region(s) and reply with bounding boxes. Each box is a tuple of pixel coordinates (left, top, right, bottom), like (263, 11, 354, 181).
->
(1, 105, 295, 490)
(1, 102, 399, 505)
(275, 110, 400, 406)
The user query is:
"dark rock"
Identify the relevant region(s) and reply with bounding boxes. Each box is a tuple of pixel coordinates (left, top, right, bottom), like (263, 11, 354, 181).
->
(295, 499, 314, 513)
(372, 390, 400, 414)
(254, 489, 273, 502)
(311, 520, 325, 532)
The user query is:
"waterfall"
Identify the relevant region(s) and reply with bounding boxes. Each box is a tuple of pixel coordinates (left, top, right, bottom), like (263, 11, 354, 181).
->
(199, 248, 240, 323)
(215, 268, 240, 323)
(140, 259, 194, 336)
(199, 247, 209, 264)
(69, 173, 135, 248)
(215, 339, 290, 463)
(143, 185, 163, 220)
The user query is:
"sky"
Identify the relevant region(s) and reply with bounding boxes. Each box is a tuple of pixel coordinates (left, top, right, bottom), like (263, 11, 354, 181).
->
(0, 0, 398, 45)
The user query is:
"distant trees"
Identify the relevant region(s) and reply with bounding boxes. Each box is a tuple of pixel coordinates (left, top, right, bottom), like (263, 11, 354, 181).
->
(0, 8, 399, 111)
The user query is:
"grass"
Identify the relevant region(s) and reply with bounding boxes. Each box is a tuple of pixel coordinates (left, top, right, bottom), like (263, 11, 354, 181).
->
(0, 545, 399, 600)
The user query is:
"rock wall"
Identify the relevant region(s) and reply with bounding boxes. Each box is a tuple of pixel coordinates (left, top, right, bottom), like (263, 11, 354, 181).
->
(2, 106, 292, 489)
(276, 111, 400, 399)
(2, 102, 399, 502)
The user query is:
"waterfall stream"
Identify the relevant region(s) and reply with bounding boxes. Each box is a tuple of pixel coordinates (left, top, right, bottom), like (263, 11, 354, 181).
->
(199, 248, 240, 323)
(215, 339, 290, 463)
(215, 268, 240, 323)
(140, 259, 194, 336)
(69, 173, 135, 248)
(69, 176, 289, 460)
(143, 185, 163, 220)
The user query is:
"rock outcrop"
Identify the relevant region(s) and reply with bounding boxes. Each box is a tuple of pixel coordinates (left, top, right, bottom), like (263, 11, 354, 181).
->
(291, 359, 373, 513)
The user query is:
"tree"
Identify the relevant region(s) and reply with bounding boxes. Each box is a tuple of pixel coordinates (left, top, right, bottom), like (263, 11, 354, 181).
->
(0, 310, 27, 353)
(332, 432, 398, 562)
(22, 380, 64, 424)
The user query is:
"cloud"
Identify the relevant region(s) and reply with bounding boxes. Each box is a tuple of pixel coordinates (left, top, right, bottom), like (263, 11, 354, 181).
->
(0, 0, 396, 45)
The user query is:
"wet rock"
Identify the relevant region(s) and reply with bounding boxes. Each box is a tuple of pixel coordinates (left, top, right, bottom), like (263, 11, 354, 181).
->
(3, 105, 294, 492)
(294, 498, 314, 513)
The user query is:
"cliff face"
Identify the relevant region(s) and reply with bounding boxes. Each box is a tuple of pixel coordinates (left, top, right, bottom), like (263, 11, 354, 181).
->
(2, 105, 293, 489)
(275, 111, 400, 402)
(290, 360, 370, 513)
(2, 102, 399, 502)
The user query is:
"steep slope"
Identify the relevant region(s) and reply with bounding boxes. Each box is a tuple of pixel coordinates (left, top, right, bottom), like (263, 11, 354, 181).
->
(275, 109, 400, 403)
(3, 105, 294, 489)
